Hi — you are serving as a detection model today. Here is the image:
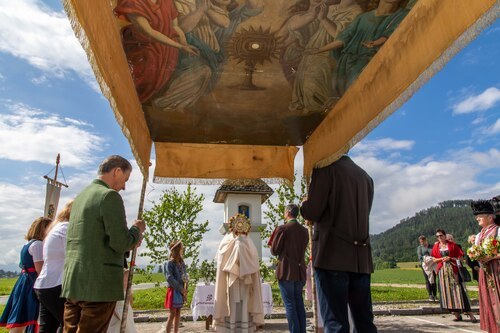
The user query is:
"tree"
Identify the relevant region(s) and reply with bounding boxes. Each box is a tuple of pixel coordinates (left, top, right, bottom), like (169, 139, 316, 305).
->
(140, 185, 210, 280)
(261, 175, 307, 244)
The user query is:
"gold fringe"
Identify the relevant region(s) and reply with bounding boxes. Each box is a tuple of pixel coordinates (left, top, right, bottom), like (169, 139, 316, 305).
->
(61, 0, 150, 179)
(153, 176, 286, 186)
(313, 1, 499, 171)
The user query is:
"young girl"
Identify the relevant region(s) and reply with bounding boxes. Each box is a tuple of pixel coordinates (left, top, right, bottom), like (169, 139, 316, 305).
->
(164, 241, 187, 333)
(0, 217, 52, 333)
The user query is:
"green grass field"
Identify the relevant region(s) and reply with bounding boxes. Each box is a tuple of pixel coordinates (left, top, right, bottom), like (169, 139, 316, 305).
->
(372, 267, 478, 286)
(0, 304, 5, 333)
(397, 262, 420, 269)
(0, 264, 479, 312)
(132, 272, 165, 285)
(0, 278, 16, 296)
(372, 268, 425, 284)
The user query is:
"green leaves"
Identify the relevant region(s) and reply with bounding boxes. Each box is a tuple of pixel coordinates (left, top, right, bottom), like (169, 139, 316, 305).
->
(140, 184, 210, 281)
(262, 174, 307, 245)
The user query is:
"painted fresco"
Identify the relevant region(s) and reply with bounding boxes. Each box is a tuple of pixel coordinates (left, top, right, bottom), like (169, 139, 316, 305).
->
(112, 0, 416, 145)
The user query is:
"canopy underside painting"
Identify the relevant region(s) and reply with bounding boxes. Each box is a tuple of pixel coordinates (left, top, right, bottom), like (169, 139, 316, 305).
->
(62, 0, 498, 182)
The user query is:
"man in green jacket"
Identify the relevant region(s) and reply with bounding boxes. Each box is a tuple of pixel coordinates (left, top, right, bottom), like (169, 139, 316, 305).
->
(61, 155, 146, 333)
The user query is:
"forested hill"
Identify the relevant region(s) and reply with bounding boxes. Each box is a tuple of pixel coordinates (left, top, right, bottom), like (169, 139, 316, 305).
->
(371, 200, 480, 263)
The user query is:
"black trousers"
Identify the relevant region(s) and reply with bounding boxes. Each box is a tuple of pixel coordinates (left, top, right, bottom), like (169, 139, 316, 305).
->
(35, 285, 66, 333)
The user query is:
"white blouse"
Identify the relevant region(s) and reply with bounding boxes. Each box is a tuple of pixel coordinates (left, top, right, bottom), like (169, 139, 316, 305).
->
(34, 222, 68, 289)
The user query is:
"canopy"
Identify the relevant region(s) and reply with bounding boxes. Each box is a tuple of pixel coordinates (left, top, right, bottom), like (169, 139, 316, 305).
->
(62, 0, 498, 183)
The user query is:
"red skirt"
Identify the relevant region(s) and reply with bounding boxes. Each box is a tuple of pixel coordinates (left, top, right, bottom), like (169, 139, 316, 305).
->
(164, 287, 183, 309)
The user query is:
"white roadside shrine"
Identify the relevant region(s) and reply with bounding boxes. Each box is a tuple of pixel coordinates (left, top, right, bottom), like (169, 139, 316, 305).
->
(213, 179, 274, 260)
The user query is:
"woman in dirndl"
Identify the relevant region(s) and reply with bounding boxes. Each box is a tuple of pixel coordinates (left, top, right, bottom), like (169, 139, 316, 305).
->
(164, 241, 187, 333)
(0, 217, 52, 333)
(432, 228, 477, 323)
(471, 199, 500, 333)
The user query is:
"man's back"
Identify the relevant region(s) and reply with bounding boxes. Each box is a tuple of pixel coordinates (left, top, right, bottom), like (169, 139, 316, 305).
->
(271, 221, 309, 281)
(301, 156, 374, 274)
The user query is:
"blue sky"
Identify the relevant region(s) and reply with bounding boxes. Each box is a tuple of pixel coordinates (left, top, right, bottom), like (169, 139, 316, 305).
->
(0, 1, 498, 269)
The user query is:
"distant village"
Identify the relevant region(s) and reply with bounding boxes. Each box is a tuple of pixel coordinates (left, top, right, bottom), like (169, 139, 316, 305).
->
(0, 269, 19, 278)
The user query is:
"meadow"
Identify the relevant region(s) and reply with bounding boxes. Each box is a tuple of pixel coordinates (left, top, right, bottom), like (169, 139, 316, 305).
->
(0, 263, 478, 313)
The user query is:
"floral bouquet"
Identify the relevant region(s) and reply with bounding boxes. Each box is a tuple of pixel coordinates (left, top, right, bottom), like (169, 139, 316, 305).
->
(467, 244, 485, 261)
(482, 236, 500, 257)
(467, 236, 500, 260)
(467, 236, 500, 289)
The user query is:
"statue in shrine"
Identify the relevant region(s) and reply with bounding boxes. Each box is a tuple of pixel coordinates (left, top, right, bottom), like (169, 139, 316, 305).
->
(214, 214, 264, 332)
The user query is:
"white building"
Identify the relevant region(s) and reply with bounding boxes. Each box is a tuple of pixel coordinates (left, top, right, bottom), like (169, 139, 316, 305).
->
(213, 179, 274, 260)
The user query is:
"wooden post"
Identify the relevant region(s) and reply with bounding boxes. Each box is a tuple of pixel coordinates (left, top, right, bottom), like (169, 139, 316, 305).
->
(307, 222, 318, 333)
(120, 176, 148, 333)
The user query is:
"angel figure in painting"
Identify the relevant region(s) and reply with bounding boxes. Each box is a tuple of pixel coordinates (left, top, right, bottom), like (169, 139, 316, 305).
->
(214, 214, 264, 332)
(286, 0, 364, 115)
(305, 0, 409, 96)
(114, 0, 199, 103)
(153, 0, 264, 111)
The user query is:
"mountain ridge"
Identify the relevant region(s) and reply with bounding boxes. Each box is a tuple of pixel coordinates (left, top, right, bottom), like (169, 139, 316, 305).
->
(371, 200, 480, 265)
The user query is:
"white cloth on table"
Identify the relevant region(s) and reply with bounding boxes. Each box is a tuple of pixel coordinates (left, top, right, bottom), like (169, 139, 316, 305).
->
(191, 284, 217, 321)
(191, 283, 273, 321)
(214, 233, 264, 332)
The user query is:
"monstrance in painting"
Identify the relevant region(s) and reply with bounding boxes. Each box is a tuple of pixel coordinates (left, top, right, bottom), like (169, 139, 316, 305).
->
(227, 26, 281, 90)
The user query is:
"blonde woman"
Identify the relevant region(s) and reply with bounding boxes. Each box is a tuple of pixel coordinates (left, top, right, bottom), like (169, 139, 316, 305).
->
(34, 201, 73, 333)
(0, 217, 52, 333)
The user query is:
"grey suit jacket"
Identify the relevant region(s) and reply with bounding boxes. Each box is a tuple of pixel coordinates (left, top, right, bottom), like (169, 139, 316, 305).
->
(301, 156, 374, 274)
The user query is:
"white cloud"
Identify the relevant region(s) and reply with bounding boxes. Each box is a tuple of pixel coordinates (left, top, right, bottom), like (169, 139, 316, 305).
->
(453, 87, 500, 114)
(488, 119, 500, 134)
(30, 75, 48, 85)
(0, 171, 95, 266)
(351, 147, 500, 234)
(0, 101, 104, 167)
(351, 138, 415, 157)
(0, 0, 96, 88)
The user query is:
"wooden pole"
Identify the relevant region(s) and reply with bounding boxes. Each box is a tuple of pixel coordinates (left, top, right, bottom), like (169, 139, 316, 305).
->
(120, 175, 148, 333)
(307, 222, 319, 333)
(54, 153, 60, 184)
(305, 175, 318, 333)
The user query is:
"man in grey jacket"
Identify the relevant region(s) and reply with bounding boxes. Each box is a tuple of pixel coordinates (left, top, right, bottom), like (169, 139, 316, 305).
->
(301, 155, 376, 333)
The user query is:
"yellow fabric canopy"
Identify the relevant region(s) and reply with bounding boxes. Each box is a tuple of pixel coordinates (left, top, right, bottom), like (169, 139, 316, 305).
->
(62, 0, 498, 183)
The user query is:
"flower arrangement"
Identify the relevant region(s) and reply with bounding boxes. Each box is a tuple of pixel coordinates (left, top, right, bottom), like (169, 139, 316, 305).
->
(482, 236, 500, 257)
(467, 244, 486, 261)
(467, 236, 500, 260)
(467, 235, 500, 290)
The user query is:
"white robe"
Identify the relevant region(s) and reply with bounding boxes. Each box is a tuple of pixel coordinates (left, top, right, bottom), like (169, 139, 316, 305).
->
(214, 234, 264, 332)
(106, 302, 137, 333)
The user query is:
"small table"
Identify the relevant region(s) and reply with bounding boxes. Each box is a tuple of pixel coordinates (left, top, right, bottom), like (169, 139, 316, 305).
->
(191, 282, 273, 322)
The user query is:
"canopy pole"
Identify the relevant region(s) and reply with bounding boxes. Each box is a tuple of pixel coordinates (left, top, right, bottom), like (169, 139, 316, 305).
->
(307, 219, 319, 333)
(306, 179, 318, 333)
(120, 175, 148, 333)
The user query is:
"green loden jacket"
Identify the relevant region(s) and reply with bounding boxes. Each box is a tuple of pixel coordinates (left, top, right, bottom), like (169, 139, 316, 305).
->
(61, 179, 140, 301)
